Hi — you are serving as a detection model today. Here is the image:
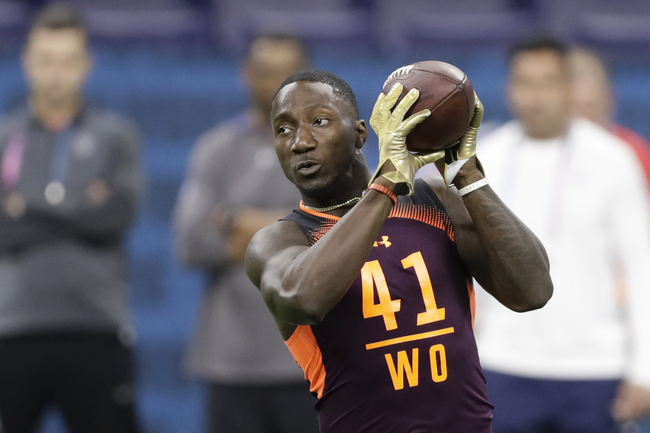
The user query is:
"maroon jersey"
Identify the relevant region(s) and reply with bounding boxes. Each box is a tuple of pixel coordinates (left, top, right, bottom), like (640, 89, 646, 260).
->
(282, 179, 493, 433)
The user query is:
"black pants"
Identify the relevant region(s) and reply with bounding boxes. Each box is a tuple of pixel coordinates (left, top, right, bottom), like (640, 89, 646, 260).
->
(0, 332, 140, 433)
(208, 382, 320, 433)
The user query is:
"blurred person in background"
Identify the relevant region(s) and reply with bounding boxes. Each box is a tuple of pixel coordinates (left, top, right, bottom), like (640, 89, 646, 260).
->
(569, 47, 650, 184)
(474, 36, 650, 432)
(569, 45, 650, 433)
(0, 4, 143, 433)
(173, 33, 319, 433)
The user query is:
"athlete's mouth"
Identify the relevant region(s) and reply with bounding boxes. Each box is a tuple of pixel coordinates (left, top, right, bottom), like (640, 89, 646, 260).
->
(296, 160, 321, 176)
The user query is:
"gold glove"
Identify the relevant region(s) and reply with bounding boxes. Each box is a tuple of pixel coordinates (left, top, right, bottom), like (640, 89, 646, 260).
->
(369, 83, 444, 196)
(438, 92, 485, 187)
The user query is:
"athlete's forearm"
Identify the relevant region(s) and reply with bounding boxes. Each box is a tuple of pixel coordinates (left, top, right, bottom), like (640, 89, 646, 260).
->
(455, 168, 553, 312)
(276, 185, 394, 324)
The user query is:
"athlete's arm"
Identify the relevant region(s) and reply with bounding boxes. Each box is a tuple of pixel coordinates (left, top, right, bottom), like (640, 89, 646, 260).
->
(426, 160, 553, 312)
(426, 93, 552, 312)
(245, 176, 395, 326)
(246, 83, 436, 327)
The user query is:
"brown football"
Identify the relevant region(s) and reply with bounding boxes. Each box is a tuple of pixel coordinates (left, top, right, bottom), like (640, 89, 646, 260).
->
(382, 60, 475, 153)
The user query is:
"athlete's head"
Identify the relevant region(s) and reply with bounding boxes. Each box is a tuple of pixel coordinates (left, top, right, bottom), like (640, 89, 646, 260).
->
(506, 36, 571, 139)
(23, 3, 92, 107)
(568, 47, 614, 128)
(242, 33, 310, 117)
(271, 70, 368, 200)
(275, 70, 360, 120)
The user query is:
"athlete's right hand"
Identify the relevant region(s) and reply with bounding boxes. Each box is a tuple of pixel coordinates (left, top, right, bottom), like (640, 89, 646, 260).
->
(435, 92, 484, 187)
(369, 83, 444, 196)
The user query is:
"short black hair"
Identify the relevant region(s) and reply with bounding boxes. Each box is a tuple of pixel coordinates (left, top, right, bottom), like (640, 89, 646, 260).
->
(508, 35, 568, 66)
(30, 3, 87, 35)
(274, 70, 359, 119)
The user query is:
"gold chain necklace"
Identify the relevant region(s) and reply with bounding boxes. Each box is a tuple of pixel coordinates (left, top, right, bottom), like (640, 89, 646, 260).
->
(302, 196, 362, 213)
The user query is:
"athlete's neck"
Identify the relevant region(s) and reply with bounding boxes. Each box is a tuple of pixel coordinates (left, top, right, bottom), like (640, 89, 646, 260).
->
(301, 171, 370, 218)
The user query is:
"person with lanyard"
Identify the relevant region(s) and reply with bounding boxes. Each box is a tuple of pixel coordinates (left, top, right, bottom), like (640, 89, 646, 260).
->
(244, 69, 553, 432)
(0, 4, 143, 432)
(474, 36, 650, 432)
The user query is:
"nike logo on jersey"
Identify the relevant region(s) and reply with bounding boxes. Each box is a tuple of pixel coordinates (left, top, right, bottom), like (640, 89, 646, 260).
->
(373, 236, 392, 248)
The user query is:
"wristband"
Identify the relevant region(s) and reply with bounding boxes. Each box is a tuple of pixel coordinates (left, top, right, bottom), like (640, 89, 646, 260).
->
(366, 183, 398, 206)
(458, 178, 489, 197)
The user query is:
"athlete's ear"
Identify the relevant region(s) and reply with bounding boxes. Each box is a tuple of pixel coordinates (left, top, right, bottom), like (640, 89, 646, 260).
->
(355, 120, 367, 149)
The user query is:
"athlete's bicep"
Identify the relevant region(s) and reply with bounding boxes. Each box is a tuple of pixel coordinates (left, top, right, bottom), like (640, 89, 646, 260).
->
(245, 220, 311, 321)
(423, 176, 552, 311)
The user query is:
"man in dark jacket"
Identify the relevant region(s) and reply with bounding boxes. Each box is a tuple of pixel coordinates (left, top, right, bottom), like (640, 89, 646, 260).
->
(0, 4, 143, 432)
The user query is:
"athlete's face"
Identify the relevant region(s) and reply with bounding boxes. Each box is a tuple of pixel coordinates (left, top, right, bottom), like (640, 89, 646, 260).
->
(507, 49, 571, 139)
(271, 81, 367, 196)
(23, 28, 91, 105)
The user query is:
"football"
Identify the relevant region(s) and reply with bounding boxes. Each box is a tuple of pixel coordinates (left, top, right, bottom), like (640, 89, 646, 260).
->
(382, 60, 475, 153)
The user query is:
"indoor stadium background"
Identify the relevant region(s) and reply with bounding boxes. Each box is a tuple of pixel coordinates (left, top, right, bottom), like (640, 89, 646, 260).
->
(0, 0, 649, 432)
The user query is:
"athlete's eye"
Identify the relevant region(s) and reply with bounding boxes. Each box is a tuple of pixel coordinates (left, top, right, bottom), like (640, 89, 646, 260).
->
(277, 126, 291, 135)
(314, 118, 330, 126)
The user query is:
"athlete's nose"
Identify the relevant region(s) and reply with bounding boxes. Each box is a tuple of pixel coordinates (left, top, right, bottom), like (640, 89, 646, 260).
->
(291, 125, 317, 153)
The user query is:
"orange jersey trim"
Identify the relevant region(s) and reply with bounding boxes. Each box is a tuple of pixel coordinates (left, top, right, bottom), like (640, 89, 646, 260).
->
(285, 325, 326, 399)
(299, 200, 455, 243)
(299, 201, 342, 221)
(467, 281, 476, 328)
(389, 202, 455, 242)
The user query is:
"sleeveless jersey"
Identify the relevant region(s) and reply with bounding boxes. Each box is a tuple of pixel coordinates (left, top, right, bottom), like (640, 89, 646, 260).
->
(282, 180, 493, 433)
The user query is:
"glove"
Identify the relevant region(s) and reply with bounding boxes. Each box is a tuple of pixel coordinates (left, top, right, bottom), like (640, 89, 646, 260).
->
(369, 83, 445, 196)
(437, 92, 485, 187)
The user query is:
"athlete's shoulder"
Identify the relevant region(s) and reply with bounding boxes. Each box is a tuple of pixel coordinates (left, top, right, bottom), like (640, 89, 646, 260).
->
(282, 206, 340, 245)
(282, 207, 322, 226)
(250, 218, 309, 252)
(245, 218, 309, 286)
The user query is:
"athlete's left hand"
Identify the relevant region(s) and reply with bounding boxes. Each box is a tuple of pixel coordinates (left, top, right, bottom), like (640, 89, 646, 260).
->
(369, 82, 444, 196)
(436, 92, 484, 187)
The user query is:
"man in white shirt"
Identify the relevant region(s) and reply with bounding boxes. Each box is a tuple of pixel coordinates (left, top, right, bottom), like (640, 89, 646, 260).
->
(475, 36, 650, 432)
